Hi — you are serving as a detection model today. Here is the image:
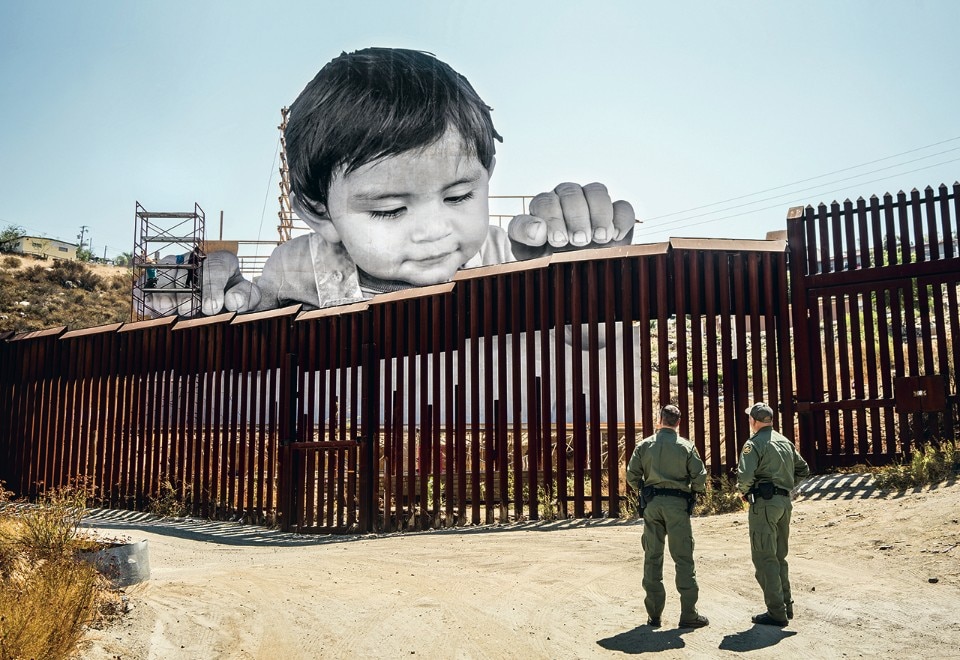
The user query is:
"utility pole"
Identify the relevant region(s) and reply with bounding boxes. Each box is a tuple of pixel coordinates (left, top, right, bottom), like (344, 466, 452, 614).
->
(77, 225, 89, 250)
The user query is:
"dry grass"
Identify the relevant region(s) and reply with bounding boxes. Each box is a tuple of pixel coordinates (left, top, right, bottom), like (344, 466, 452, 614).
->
(693, 474, 745, 516)
(873, 439, 960, 491)
(0, 257, 132, 333)
(0, 483, 114, 660)
(0, 558, 99, 660)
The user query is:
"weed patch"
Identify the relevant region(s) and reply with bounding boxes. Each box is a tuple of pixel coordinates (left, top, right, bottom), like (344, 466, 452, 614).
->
(146, 478, 190, 518)
(0, 482, 120, 660)
(694, 475, 745, 516)
(873, 440, 960, 491)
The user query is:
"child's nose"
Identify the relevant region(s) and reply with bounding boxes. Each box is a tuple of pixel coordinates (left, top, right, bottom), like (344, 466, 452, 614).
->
(409, 207, 453, 242)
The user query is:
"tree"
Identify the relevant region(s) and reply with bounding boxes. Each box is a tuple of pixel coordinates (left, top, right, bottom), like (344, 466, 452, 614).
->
(75, 246, 94, 262)
(113, 251, 134, 267)
(0, 224, 26, 252)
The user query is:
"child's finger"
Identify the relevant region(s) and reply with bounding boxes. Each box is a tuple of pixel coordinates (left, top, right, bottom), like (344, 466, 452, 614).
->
(553, 183, 592, 247)
(528, 191, 570, 247)
(224, 281, 261, 313)
(582, 182, 615, 244)
(201, 251, 240, 315)
(611, 200, 637, 241)
(507, 214, 548, 246)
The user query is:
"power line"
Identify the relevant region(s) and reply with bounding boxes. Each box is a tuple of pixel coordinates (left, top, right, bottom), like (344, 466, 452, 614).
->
(255, 135, 282, 256)
(648, 147, 960, 230)
(636, 156, 960, 238)
(645, 135, 960, 222)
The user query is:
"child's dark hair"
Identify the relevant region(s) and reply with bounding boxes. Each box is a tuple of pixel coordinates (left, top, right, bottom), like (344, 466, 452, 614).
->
(286, 47, 502, 208)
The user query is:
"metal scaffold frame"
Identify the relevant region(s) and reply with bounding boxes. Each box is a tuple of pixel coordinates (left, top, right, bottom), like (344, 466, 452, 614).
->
(131, 201, 206, 320)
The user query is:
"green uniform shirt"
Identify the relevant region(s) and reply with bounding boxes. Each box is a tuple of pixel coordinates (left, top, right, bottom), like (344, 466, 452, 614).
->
(626, 428, 707, 493)
(737, 426, 811, 494)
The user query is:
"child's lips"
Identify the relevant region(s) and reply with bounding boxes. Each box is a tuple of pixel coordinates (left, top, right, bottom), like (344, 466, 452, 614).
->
(413, 250, 456, 267)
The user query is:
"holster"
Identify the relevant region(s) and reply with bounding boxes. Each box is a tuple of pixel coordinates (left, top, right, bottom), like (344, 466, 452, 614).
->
(640, 485, 655, 512)
(757, 482, 775, 500)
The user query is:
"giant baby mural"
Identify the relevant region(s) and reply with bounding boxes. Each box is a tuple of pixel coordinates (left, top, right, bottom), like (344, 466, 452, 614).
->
(140, 47, 640, 425)
(142, 47, 635, 316)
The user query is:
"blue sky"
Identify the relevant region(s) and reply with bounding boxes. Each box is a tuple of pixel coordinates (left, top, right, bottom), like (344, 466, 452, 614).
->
(1, 1, 958, 260)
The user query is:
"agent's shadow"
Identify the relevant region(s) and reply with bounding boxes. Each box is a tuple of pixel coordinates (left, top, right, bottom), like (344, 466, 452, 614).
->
(596, 624, 691, 654)
(719, 625, 797, 652)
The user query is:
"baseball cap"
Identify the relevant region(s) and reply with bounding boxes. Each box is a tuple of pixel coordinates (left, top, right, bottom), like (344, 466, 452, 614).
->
(745, 402, 774, 422)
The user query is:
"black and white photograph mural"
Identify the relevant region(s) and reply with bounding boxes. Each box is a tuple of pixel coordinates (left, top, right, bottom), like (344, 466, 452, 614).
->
(141, 47, 636, 314)
(137, 46, 642, 427)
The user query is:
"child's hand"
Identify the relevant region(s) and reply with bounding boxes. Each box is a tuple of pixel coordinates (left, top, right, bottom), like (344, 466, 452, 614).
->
(135, 253, 193, 316)
(507, 182, 635, 260)
(201, 251, 261, 315)
(137, 251, 260, 317)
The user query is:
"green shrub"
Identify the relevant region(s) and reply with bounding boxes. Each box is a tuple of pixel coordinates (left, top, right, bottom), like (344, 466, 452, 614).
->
(0, 482, 106, 660)
(873, 440, 960, 491)
(537, 486, 558, 522)
(694, 475, 745, 516)
(2, 486, 88, 559)
(620, 487, 641, 520)
(146, 479, 190, 518)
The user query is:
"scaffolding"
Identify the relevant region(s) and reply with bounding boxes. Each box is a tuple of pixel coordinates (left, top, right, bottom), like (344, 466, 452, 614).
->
(132, 202, 205, 320)
(277, 107, 311, 243)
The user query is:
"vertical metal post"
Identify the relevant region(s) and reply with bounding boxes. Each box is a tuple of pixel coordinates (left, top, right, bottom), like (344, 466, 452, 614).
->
(279, 352, 298, 532)
(359, 340, 379, 532)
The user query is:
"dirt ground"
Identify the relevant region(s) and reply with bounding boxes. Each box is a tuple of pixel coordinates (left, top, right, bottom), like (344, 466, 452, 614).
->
(78, 474, 960, 659)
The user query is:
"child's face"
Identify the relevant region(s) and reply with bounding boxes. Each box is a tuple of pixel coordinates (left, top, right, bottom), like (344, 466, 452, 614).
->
(323, 128, 492, 286)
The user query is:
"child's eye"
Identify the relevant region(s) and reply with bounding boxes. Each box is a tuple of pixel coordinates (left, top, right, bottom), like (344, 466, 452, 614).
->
(445, 191, 475, 205)
(369, 207, 405, 219)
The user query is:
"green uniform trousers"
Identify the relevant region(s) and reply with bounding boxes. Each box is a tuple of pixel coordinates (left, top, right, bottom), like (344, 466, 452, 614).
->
(641, 494, 699, 620)
(749, 495, 792, 621)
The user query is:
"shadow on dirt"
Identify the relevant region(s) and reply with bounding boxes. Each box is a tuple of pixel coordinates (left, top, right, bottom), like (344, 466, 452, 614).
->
(718, 625, 797, 652)
(597, 624, 691, 654)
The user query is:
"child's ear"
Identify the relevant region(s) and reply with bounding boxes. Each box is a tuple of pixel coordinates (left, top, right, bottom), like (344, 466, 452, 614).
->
(291, 192, 342, 244)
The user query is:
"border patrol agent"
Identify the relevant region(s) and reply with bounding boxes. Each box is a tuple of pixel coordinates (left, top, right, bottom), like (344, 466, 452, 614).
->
(626, 404, 709, 629)
(737, 402, 811, 627)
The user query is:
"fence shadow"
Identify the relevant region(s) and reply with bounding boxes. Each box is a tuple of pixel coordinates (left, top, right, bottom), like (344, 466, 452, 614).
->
(795, 472, 958, 502)
(81, 508, 640, 548)
(81, 472, 954, 545)
(81, 508, 351, 548)
(795, 473, 880, 501)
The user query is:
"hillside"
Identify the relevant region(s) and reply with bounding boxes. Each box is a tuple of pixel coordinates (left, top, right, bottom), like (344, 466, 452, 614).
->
(0, 254, 133, 334)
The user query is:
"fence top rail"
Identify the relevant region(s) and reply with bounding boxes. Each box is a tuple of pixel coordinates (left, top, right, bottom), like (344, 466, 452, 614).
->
(230, 303, 301, 325)
(8, 326, 66, 342)
(298, 300, 370, 321)
(670, 237, 787, 253)
(173, 311, 236, 331)
(61, 322, 124, 339)
(551, 241, 669, 262)
(454, 255, 551, 279)
(118, 315, 177, 333)
(367, 281, 455, 305)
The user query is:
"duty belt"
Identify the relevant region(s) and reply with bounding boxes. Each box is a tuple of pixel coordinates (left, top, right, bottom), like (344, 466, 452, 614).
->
(749, 483, 791, 498)
(651, 487, 693, 500)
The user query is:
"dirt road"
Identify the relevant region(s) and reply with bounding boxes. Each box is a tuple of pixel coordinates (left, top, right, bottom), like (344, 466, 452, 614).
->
(79, 474, 960, 659)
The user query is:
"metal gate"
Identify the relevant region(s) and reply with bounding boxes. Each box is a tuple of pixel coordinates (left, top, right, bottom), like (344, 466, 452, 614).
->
(788, 185, 960, 471)
(280, 441, 361, 533)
